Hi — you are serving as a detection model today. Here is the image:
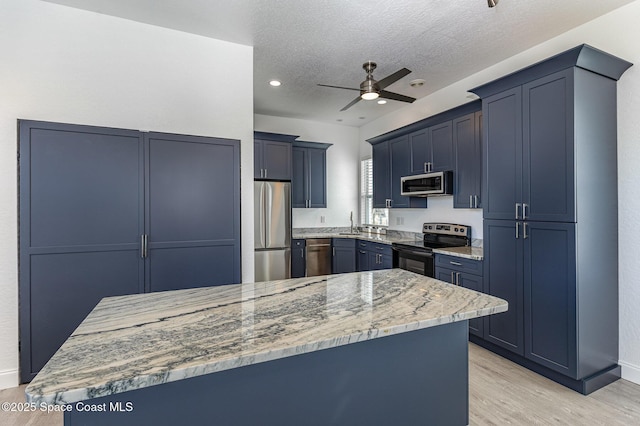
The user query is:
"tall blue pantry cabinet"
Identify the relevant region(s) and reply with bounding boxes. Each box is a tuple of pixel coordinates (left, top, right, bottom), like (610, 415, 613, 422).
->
(19, 120, 241, 382)
(470, 45, 632, 394)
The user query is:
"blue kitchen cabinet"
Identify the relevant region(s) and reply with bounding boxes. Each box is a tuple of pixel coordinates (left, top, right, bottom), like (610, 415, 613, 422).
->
(453, 112, 482, 209)
(368, 242, 393, 270)
(409, 128, 428, 175)
(372, 140, 391, 208)
(356, 247, 370, 272)
(428, 121, 454, 172)
(292, 141, 331, 208)
(470, 45, 631, 393)
(372, 136, 426, 209)
(435, 255, 484, 337)
(254, 132, 297, 180)
(482, 87, 523, 220)
(524, 222, 577, 376)
(291, 239, 306, 278)
(389, 135, 411, 208)
(482, 219, 525, 356)
(19, 120, 241, 382)
(332, 238, 356, 274)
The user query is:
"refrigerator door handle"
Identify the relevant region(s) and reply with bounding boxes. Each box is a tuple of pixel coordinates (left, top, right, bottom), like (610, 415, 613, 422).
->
(254, 182, 266, 249)
(264, 182, 272, 247)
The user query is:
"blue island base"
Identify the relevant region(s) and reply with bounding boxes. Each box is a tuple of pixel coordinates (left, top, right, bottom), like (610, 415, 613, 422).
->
(65, 321, 469, 426)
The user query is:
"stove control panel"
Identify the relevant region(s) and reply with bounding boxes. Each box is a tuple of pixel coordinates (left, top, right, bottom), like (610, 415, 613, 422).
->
(423, 223, 470, 237)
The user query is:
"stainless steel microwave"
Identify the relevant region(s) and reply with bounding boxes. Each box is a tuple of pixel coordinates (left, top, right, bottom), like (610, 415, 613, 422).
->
(400, 171, 453, 196)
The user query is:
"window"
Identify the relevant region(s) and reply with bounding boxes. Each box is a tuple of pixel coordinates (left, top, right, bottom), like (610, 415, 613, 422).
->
(360, 158, 388, 226)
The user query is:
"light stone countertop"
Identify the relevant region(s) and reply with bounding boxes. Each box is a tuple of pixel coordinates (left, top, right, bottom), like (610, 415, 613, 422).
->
(292, 232, 408, 245)
(26, 269, 506, 405)
(433, 246, 484, 261)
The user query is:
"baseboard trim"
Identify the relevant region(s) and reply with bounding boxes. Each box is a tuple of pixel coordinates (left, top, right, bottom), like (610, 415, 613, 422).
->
(0, 369, 19, 390)
(620, 360, 640, 385)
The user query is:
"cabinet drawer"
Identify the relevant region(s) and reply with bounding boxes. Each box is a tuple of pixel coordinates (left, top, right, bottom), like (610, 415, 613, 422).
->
(369, 242, 392, 256)
(332, 238, 356, 248)
(435, 254, 483, 276)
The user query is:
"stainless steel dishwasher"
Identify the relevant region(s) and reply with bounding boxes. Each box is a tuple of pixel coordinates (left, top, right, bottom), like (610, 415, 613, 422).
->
(305, 238, 332, 276)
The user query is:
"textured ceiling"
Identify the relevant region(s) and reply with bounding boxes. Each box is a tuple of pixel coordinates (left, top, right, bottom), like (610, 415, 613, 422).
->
(43, 0, 635, 127)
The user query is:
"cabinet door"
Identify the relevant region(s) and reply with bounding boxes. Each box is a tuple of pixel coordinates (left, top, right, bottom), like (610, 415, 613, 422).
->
(524, 222, 577, 376)
(146, 133, 241, 292)
(332, 247, 356, 274)
(308, 147, 327, 208)
(368, 251, 382, 270)
(409, 129, 429, 175)
(389, 135, 411, 208)
(483, 219, 524, 355)
(19, 121, 145, 382)
(254, 140, 264, 178)
(457, 272, 485, 338)
(523, 70, 575, 222)
(483, 87, 523, 220)
(453, 113, 481, 208)
(262, 140, 292, 180)
(429, 121, 454, 172)
(291, 147, 307, 208)
(372, 141, 390, 208)
(291, 240, 306, 278)
(435, 267, 457, 285)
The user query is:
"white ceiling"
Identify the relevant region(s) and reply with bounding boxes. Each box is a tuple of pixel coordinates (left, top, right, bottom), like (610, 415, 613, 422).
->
(43, 0, 635, 127)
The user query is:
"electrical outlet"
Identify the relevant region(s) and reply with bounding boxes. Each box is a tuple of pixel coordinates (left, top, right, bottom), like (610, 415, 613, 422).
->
(396, 217, 404, 225)
(320, 216, 325, 223)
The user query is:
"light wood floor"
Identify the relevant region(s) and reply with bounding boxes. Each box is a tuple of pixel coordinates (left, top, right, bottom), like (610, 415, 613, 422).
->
(1, 343, 639, 425)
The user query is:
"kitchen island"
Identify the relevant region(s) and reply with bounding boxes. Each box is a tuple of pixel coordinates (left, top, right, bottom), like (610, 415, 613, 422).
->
(26, 269, 507, 425)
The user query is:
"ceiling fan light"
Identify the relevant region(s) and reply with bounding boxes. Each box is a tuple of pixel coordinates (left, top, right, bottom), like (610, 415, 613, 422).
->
(361, 92, 379, 100)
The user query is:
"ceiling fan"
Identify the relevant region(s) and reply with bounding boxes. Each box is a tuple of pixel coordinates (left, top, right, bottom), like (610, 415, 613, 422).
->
(318, 61, 417, 111)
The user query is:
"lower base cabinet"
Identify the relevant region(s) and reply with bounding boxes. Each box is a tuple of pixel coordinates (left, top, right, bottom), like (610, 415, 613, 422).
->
(435, 255, 484, 337)
(291, 239, 306, 278)
(357, 240, 392, 271)
(332, 238, 356, 274)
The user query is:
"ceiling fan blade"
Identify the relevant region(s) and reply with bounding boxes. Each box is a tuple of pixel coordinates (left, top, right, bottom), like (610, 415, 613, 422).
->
(340, 96, 362, 111)
(379, 90, 416, 103)
(318, 84, 361, 92)
(376, 68, 412, 90)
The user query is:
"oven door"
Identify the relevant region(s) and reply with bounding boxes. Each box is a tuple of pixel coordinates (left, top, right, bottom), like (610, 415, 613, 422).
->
(392, 246, 434, 277)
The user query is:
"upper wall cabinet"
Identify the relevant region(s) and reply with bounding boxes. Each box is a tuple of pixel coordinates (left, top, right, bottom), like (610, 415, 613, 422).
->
(453, 111, 482, 209)
(254, 131, 297, 180)
(292, 141, 331, 208)
(368, 101, 481, 209)
(408, 122, 454, 175)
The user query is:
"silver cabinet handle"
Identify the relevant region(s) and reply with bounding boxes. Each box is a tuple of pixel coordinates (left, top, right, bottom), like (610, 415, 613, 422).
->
(474, 195, 479, 209)
(523, 203, 529, 219)
(332, 247, 335, 256)
(470, 195, 473, 208)
(451, 271, 455, 284)
(388, 199, 392, 208)
(264, 168, 267, 178)
(378, 254, 382, 264)
(523, 222, 528, 239)
(450, 261, 462, 266)
(515, 203, 521, 219)
(359, 250, 366, 254)
(515, 222, 520, 239)
(424, 162, 428, 173)
(456, 272, 461, 286)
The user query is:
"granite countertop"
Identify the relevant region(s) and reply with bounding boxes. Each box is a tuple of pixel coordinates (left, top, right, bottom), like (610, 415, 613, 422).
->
(26, 269, 506, 405)
(432, 246, 484, 261)
(291, 232, 407, 245)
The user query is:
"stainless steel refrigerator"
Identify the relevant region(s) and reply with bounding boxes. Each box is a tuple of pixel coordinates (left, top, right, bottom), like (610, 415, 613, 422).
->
(254, 181, 291, 281)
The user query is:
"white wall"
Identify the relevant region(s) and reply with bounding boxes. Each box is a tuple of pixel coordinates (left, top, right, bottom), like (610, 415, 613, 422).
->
(0, 0, 254, 389)
(254, 114, 360, 228)
(360, 1, 640, 384)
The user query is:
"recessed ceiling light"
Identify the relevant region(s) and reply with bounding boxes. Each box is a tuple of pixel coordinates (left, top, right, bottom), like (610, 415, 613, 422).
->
(377, 100, 387, 105)
(269, 80, 281, 87)
(410, 79, 426, 88)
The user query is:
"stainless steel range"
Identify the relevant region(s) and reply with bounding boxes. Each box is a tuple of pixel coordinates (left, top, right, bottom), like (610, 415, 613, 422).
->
(392, 223, 471, 277)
